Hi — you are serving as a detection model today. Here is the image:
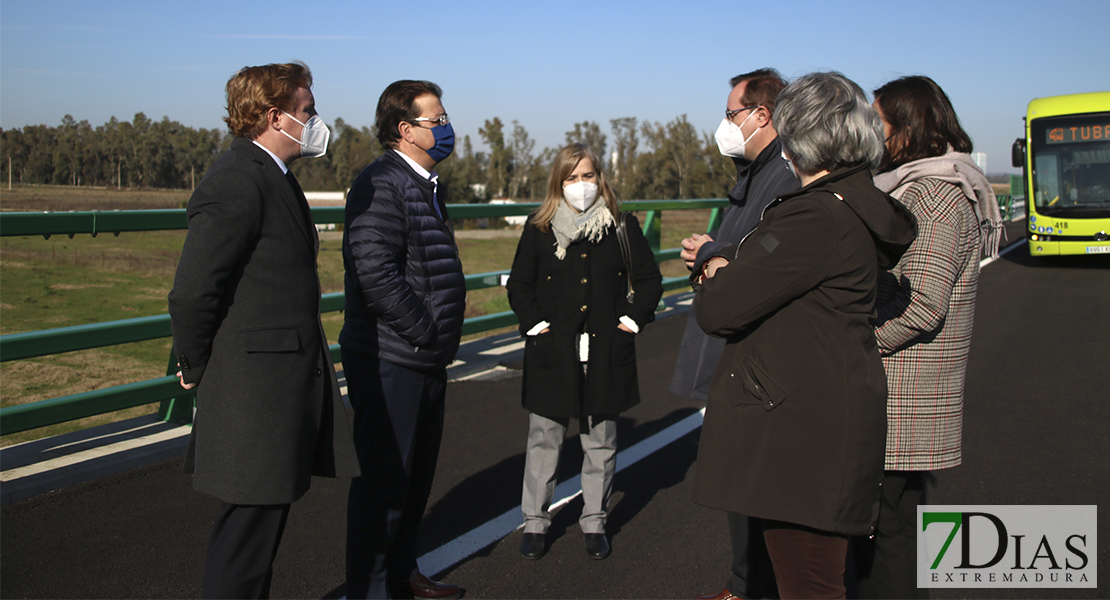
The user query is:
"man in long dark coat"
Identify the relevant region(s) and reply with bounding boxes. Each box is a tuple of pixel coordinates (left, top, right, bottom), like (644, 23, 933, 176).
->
(168, 62, 359, 599)
(671, 68, 799, 600)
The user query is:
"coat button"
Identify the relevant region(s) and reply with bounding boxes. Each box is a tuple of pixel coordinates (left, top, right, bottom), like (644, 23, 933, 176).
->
(546, 276, 552, 281)
(580, 277, 588, 284)
(580, 305, 588, 312)
(313, 368, 323, 376)
(580, 252, 588, 258)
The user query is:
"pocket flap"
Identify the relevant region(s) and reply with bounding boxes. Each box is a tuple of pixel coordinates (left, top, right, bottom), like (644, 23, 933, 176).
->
(741, 358, 787, 411)
(242, 327, 301, 353)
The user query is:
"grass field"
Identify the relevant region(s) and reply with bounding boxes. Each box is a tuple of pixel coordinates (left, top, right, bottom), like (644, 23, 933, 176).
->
(1, 185, 713, 445)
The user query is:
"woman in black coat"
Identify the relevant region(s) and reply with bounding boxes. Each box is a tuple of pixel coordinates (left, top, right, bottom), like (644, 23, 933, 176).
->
(692, 73, 917, 599)
(506, 143, 662, 561)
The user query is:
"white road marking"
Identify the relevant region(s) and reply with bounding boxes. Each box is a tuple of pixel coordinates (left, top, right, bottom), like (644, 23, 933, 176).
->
(416, 408, 706, 576)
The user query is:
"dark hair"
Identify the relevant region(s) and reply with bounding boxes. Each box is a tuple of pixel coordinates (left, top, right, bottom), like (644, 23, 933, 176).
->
(375, 80, 443, 149)
(873, 76, 972, 172)
(224, 62, 312, 139)
(729, 68, 788, 115)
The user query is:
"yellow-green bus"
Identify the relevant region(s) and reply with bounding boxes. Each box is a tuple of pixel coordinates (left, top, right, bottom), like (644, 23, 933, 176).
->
(1012, 91, 1110, 255)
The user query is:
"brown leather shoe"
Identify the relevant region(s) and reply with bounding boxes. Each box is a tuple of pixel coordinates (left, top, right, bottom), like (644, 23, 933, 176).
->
(392, 573, 463, 599)
(695, 589, 739, 600)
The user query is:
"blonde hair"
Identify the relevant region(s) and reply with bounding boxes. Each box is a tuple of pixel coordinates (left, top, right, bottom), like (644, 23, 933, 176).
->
(532, 143, 619, 233)
(224, 62, 312, 139)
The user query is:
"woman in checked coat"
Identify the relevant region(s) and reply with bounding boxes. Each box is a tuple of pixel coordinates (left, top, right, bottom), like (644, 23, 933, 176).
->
(506, 143, 663, 561)
(853, 75, 1004, 599)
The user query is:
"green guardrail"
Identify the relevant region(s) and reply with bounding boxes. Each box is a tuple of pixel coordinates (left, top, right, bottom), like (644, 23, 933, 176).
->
(0, 188, 1019, 437)
(0, 200, 728, 437)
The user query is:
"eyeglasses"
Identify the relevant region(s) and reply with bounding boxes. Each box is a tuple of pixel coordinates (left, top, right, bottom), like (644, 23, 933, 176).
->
(725, 105, 761, 122)
(411, 114, 450, 128)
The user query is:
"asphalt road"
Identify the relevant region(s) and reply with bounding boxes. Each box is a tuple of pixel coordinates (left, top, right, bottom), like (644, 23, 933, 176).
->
(2, 236, 1108, 599)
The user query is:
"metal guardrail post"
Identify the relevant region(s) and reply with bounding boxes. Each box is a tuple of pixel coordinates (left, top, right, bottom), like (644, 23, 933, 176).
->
(707, 207, 724, 233)
(996, 194, 1013, 221)
(157, 349, 195, 424)
(641, 210, 661, 254)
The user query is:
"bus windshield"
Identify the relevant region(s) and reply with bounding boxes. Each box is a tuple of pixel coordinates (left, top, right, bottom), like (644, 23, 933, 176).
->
(1030, 113, 1110, 217)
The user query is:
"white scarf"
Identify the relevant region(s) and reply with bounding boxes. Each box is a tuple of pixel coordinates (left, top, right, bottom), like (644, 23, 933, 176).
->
(550, 199, 614, 260)
(874, 151, 1004, 259)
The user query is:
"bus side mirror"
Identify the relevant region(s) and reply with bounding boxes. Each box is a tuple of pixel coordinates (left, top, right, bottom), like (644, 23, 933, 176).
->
(1012, 138, 1025, 168)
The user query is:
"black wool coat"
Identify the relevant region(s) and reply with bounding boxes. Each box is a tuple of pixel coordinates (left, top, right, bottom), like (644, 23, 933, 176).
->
(670, 137, 800, 402)
(507, 213, 663, 419)
(169, 138, 359, 506)
(691, 165, 916, 536)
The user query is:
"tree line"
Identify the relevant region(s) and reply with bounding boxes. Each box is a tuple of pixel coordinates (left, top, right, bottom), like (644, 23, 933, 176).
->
(2, 113, 738, 202)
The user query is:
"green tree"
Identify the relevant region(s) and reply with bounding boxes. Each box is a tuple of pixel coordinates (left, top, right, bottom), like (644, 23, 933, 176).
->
(52, 115, 81, 185)
(565, 120, 607, 162)
(479, 117, 509, 198)
(696, 133, 737, 199)
(327, 118, 380, 190)
(638, 115, 707, 199)
(508, 120, 536, 199)
(2, 128, 31, 185)
(609, 117, 640, 200)
(445, 134, 487, 203)
(21, 124, 57, 184)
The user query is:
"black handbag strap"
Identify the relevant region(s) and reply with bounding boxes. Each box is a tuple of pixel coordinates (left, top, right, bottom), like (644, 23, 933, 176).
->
(616, 213, 635, 303)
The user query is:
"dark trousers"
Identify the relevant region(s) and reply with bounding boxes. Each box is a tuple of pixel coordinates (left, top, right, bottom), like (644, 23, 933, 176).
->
(343, 350, 447, 600)
(725, 512, 778, 598)
(763, 520, 849, 600)
(202, 502, 291, 599)
(852, 471, 926, 599)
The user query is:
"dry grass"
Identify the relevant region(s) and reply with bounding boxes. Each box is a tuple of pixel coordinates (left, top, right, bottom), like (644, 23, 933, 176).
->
(0, 183, 191, 211)
(1, 187, 717, 445)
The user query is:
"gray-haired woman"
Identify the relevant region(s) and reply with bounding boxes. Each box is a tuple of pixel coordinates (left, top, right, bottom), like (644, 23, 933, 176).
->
(690, 72, 917, 598)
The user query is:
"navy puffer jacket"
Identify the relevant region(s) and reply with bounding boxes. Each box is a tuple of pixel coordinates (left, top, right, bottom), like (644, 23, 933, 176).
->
(339, 151, 466, 371)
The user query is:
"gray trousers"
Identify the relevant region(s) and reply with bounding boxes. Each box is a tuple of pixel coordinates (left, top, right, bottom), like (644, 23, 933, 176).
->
(521, 412, 617, 535)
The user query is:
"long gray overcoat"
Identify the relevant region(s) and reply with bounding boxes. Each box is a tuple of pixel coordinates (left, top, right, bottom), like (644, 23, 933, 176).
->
(169, 138, 359, 505)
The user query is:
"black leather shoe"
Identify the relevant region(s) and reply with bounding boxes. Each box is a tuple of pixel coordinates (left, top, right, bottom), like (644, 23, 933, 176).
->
(584, 533, 610, 559)
(520, 532, 546, 560)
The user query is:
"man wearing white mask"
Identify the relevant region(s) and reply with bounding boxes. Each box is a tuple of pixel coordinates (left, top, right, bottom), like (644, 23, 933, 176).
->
(340, 80, 467, 599)
(169, 61, 359, 599)
(669, 68, 799, 600)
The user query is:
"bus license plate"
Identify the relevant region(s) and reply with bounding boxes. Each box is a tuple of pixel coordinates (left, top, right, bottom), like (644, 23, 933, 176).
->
(1087, 246, 1110, 254)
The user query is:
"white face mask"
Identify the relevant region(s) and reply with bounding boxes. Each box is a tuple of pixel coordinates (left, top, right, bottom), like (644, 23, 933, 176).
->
(714, 111, 759, 158)
(563, 181, 599, 212)
(280, 112, 330, 158)
(781, 149, 798, 179)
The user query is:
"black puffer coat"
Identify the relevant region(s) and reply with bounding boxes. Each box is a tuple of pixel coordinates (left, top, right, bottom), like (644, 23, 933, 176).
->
(339, 151, 466, 371)
(507, 213, 663, 419)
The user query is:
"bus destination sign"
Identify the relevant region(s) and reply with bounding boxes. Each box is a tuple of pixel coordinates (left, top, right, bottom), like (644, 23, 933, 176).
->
(1045, 124, 1109, 145)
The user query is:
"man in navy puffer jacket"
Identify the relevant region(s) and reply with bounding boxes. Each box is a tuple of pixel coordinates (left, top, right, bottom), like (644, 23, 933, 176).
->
(340, 80, 466, 600)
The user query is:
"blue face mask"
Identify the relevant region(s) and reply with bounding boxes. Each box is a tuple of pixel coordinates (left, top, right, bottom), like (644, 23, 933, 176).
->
(421, 122, 455, 163)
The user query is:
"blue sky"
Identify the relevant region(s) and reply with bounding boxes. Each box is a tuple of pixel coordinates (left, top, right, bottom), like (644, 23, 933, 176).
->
(2, 0, 1107, 175)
